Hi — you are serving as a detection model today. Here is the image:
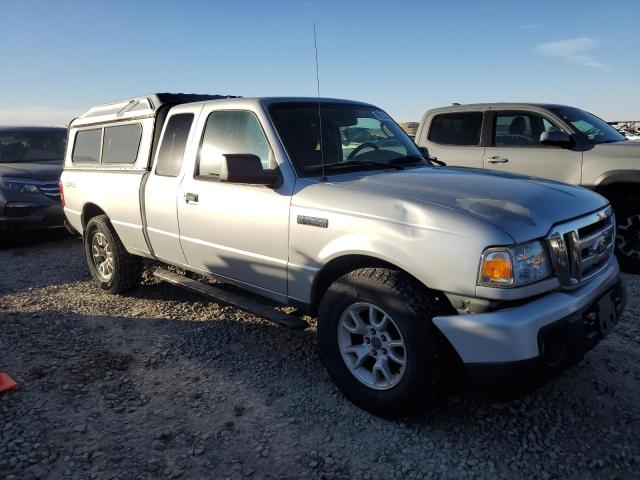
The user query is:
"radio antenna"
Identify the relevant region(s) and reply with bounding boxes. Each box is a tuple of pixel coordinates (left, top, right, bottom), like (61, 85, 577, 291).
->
(313, 22, 326, 181)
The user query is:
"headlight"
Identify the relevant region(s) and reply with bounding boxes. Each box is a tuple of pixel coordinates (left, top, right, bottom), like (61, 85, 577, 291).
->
(479, 240, 551, 288)
(0, 178, 42, 194)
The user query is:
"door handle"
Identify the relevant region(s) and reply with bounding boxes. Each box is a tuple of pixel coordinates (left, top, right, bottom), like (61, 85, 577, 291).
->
(486, 156, 509, 164)
(185, 192, 199, 204)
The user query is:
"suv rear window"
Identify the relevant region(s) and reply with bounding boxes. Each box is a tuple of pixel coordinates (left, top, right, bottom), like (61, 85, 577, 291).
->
(428, 112, 483, 146)
(72, 129, 101, 164)
(102, 124, 142, 164)
(155, 114, 194, 177)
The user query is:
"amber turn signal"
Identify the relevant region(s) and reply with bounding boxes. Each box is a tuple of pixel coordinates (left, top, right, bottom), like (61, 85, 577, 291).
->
(479, 250, 513, 287)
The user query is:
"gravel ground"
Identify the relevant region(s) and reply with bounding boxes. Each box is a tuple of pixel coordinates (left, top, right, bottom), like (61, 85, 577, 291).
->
(1, 233, 639, 480)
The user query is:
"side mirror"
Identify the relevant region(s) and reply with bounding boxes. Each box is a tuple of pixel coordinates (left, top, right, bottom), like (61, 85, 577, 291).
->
(220, 154, 282, 188)
(540, 130, 572, 148)
(418, 146, 446, 166)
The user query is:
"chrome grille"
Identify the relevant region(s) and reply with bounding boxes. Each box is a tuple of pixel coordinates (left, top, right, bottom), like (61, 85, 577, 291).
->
(546, 206, 614, 287)
(38, 183, 61, 199)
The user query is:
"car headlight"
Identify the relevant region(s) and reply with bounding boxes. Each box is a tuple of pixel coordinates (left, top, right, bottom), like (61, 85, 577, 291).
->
(0, 178, 42, 194)
(478, 240, 551, 288)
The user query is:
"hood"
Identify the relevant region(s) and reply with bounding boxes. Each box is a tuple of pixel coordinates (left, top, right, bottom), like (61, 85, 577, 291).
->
(587, 140, 640, 160)
(0, 161, 63, 182)
(325, 167, 608, 243)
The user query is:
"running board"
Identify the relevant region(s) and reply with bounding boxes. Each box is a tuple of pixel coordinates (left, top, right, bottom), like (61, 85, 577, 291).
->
(153, 268, 308, 330)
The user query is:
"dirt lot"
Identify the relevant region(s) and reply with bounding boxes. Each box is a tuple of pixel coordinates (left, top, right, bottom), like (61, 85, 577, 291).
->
(1, 234, 639, 480)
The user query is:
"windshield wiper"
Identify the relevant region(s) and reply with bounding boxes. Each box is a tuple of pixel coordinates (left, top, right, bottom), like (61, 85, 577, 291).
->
(389, 154, 445, 167)
(305, 160, 406, 175)
(387, 155, 428, 165)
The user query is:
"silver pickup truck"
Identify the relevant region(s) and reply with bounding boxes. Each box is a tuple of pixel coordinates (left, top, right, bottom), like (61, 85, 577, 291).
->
(416, 103, 640, 273)
(62, 93, 624, 416)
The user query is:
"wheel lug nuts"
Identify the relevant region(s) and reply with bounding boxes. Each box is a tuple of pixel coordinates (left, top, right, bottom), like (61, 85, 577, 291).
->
(381, 348, 387, 355)
(372, 350, 377, 356)
(365, 338, 370, 344)
(380, 335, 387, 342)
(370, 329, 376, 335)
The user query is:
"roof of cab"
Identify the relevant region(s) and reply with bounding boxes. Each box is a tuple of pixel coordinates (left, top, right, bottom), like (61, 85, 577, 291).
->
(71, 93, 237, 128)
(425, 102, 573, 114)
(71, 94, 378, 128)
(161, 96, 377, 110)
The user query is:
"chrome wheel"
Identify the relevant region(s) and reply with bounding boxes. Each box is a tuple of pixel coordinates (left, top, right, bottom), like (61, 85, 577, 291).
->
(337, 302, 407, 390)
(616, 214, 640, 259)
(91, 232, 114, 281)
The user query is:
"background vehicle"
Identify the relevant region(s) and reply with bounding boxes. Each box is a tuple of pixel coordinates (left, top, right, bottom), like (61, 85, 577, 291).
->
(416, 103, 640, 272)
(620, 130, 640, 141)
(0, 126, 67, 241)
(62, 94, 623, 416)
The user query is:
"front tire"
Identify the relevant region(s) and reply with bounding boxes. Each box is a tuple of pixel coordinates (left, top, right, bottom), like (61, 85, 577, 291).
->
(614, 195, 640, 273)
(317, 268, 446, 417)
(84, 214, 142, 294)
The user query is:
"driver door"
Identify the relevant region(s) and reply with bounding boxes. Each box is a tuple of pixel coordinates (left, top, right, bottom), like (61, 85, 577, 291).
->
(176, 106, 292, 301)
(483, 109, 583, 185)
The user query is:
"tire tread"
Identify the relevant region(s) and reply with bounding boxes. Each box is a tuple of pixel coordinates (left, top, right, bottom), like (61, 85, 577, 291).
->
(85, 214, 142, 293)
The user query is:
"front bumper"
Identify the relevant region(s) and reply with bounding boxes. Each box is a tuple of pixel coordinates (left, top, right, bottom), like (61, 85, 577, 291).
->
(0, 202, 65, 230)
(433, 259, 623, 371)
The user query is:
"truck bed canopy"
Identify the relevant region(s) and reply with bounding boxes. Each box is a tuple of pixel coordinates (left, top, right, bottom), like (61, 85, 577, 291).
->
(71, 93, 237, 128)
(70, 93, 238, 162)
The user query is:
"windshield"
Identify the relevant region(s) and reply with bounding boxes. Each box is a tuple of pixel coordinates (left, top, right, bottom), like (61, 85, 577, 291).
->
(550, 106, 625, 144)
(269, 102, 425, 176)
(0, 130, 67, 163)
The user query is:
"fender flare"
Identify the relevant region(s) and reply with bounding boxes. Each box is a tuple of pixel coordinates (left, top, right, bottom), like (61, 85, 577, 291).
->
(593, 170, 640, 189)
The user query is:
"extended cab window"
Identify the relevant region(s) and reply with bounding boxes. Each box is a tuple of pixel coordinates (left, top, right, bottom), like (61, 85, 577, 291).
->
(428, 112, 483, 146)
(72, 129, 101, 163)
(494, 111, 562, 147)
(155, 114, 194, 177)
(197, 111, 271, 178)
(102, 123, 142, 164)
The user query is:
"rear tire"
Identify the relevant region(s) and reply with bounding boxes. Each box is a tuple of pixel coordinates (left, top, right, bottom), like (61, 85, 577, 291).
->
(84, 214, 142, 294)
(613, 195, 640, 273)
(317, 267, 446, 417)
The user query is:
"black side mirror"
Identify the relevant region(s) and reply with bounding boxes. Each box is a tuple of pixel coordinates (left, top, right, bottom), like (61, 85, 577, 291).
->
(418, 146, 446, 166)
(220, 154, 282, 188)
(540, 130, 573, 148)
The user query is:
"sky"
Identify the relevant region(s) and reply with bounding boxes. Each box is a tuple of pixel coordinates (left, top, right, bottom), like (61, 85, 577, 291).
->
(1, 0, 638, 125)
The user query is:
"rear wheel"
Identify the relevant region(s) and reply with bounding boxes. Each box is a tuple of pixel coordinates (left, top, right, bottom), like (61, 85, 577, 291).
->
(614, 195, 640, 273)
(84, 214, 142, 293)
(317, 267, 446, 417)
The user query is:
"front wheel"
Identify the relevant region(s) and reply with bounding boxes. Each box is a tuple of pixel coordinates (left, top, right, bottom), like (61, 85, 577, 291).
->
(317, 268, 446, 417)
(84, 214, 142, 294)
(614, 195, 640, 273)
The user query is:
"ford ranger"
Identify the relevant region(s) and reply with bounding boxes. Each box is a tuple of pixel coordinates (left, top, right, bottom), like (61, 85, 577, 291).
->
(416, 103, 640, 273)
(61, 94, 624, 416)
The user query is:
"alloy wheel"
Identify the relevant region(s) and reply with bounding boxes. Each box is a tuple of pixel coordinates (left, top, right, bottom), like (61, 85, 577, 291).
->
(91, 232, 114, 281)
(616, 214, 640, 259)
(337, 302, 407, 390)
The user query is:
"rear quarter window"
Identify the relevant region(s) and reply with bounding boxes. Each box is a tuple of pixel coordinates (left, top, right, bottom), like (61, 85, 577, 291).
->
(102, 124, 142, 164)
(155, 114, 194, 177)
(72, 129, 101, 163)
(428, 112, 483, 146)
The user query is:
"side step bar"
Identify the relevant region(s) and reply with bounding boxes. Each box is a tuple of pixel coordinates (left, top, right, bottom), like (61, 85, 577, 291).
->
(153, 268, 308, 330)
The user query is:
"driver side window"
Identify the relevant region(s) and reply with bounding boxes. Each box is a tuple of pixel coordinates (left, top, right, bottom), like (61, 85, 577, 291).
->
(494, 111, 562, 147)
(196, 110, 272, 178)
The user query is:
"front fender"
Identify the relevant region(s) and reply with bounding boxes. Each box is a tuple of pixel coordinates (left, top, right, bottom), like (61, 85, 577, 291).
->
(317, 233, 427, 285)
